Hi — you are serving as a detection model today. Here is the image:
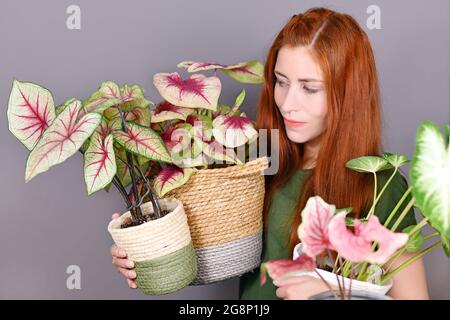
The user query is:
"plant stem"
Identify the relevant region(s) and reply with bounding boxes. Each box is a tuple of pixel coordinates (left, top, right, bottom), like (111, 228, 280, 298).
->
(383, 186, 412, 228)
(111, 177, 132, 208)
(381, 241, 442, 285)
(367, 168, 398, 218)
(390, 197, 415, 232)
(119, 111, 143, 222)
(313, 269, 339, 300)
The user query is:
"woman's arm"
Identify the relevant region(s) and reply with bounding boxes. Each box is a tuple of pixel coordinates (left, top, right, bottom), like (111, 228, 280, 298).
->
(385, 252, 429, 299)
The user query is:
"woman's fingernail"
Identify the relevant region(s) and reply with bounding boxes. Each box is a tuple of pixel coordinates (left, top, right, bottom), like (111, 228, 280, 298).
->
(119, 250, 126, 257)
(128, 271, 136, 278)
(131, 283, 137, 289)
(127, 261, 134, 268)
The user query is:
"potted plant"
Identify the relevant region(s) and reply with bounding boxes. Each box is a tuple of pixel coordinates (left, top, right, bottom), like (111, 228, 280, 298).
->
(260, 120, 449, 299)
(7, 79, 197, 295)
(142, 60, 270, 284)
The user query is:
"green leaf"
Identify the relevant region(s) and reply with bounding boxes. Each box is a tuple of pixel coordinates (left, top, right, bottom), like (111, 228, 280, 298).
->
(346, 156, 393, 173)
(411, 121, 450, 240)
(234, 89, 246, 109)
(113, 122, 172, 163)
(25, 100, 101, 182)
(7, 80, 56, 151)
(382, 152, 410, 168)
(84, 133, 117, 195)
(403, 225, 424, 253)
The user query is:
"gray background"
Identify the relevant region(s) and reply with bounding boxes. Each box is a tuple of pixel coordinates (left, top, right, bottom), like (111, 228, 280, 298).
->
(0, 0, 448, 299)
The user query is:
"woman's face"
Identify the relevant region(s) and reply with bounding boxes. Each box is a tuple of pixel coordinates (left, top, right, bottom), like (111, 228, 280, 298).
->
(274, 45, 327, 145)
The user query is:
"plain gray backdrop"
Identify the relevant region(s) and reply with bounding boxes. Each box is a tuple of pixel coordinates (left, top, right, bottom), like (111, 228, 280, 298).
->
(0, 0, 449, 299)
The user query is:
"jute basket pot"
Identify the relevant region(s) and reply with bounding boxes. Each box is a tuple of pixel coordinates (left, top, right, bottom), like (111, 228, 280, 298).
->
(167, 156, 269, 285)
(107, 198, 197, 295)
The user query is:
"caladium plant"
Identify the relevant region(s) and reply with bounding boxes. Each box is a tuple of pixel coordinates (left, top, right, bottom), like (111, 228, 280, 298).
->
(150, 59, 263, 197)
(261, 120, 450, 299)
(8, 79, 171, 226)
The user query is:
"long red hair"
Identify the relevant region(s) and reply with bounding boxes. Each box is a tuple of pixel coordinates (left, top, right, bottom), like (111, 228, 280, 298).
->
(256, 7, 382, 256)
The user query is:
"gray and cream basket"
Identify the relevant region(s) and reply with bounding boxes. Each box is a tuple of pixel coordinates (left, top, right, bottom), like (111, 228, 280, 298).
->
(168, 156, 269, 284)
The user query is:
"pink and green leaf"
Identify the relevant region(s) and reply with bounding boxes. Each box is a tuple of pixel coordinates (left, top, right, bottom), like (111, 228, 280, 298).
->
(260, 255, 316, 286)
(153, 165, 194, 197)
(120, 84, 152, 112)
(114, 145, 132, 188)
(56, 98, 77, 116)
(222, 60, 264, 84)
(25, 99, 102, 182)
(125, 107, 152, 127)
(83, 81, 122, 114)
(177, 61, 244, 72)
(297, 196, 336, 259)
(212, 115, 258, 148)
(201, 140, 241, 164)
(150, 101, 195, 123)
(153, 73, 221, 111)
(7, 80, 56, 151)
(113, 122, 172, 163)
(161, 123, 193, 154)
(83, 132, 116, 195)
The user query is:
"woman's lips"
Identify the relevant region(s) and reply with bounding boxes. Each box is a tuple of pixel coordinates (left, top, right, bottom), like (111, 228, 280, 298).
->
(283, 118, 306, 127)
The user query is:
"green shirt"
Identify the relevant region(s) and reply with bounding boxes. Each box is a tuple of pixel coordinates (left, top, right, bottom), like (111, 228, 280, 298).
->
(239, 168, 417, 300)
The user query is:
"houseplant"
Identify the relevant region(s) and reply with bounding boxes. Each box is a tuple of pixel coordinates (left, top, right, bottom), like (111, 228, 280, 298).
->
(260, 120, 449, 299)
(7, 79, 197, 295)
(143, 59, 270, 284)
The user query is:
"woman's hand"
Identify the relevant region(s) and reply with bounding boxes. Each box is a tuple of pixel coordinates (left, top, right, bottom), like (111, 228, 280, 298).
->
(110, 213, 138, 289)
(274, 275, 334, 300)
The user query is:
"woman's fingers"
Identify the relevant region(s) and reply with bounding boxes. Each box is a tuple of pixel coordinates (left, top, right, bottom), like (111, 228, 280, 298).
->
(110, 244, 127, 258)
(112, 256, 134, 269)
(111, 213, 120, 220)
(117, 267, 137, 280)
(127, 278, 138, 289)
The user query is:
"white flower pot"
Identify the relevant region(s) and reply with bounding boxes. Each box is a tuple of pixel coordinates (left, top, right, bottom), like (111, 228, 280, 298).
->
(293, 243, 393, 297)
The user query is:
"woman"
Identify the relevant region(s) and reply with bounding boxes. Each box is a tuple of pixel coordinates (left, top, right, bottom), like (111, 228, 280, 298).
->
(110, 7, 429, 299)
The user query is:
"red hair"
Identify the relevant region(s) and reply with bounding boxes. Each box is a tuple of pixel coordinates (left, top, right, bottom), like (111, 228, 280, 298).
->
(256, 7, 382, 256)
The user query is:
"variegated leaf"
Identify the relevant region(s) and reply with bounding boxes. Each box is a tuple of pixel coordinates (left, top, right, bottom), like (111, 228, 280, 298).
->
(114, 145, 132, 188)
(153, 72, 221, 111)
(84, 133, 116, 195)
(150, 101, 195, 123)
(83, 81, 122, 114)
(126, 107, 152, 127)
(120, 84, 152, 112)
(212, 115, 258, 148)
(113, 122, 172, 163)
(411, 121, 450, 240)
(8, 80, 56, 150)
(222, 60, 264, 84)
(153, 166, 193, 197)
(25, 100, 102, 182)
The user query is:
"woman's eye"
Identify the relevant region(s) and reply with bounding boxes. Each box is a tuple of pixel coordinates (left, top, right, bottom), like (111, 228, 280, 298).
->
(275, 79, 288, 87)
(303, 86, 319, 94)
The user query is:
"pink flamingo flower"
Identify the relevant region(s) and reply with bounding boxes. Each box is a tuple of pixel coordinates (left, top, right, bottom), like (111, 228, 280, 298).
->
(297, 196, 336, 259)
(328, 212, 409, 264)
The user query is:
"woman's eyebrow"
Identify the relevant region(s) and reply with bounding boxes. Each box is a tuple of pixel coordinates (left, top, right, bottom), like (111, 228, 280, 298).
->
(274, 70, 323, 82)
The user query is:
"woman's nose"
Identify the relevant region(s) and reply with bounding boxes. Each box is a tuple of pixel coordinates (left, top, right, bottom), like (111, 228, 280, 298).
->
(279, 87, 301, 114)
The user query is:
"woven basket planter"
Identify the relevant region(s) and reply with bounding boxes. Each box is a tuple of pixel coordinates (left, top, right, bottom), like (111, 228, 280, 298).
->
(167, 156, 269, 284)
(108, 198, 197, 295)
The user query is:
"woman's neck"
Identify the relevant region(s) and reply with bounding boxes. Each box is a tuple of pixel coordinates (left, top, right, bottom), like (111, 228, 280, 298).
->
(302, 136, 322, 169)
